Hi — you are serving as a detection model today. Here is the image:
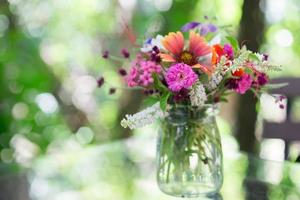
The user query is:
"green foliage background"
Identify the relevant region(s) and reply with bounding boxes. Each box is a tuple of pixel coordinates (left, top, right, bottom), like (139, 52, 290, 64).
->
(0, 0, 299, 173)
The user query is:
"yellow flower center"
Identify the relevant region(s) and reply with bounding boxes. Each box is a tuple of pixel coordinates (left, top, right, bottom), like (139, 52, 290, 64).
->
(179, 51, 195, 65)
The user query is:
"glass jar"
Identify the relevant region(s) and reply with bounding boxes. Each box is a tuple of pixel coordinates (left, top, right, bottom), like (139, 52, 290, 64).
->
(156, 105, 223, 197)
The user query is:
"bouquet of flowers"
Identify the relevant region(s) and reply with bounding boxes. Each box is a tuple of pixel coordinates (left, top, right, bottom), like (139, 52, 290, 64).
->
(99, 19, 286, 196)
(99, 20, 285, 130)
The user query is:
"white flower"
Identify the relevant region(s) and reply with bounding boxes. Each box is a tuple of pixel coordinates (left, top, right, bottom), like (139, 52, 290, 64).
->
(253, 52, 282, 72)
(140, 35, 164, 53)
(121, 102, 165, 129)
(206, 73, 223, 91)
(230, 46, 251, 72)
(189, 82, 207, 107)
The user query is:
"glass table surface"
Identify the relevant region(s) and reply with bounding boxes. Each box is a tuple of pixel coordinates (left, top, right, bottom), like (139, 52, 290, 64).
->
(0, 135, 300, 200)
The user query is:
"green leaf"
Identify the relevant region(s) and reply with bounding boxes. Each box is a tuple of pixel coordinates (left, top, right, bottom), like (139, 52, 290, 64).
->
(160, 92, 171, 111)
(249, 53, 260, 62)
(143, 96, 159, 106)
(244, 67, 252, 74)
(220, 97, 229, 102)
(153, 74, 168, 92)
(199, 74, 209, 84)
(226, 36, 239, 52)
(262, 82, 289, 90)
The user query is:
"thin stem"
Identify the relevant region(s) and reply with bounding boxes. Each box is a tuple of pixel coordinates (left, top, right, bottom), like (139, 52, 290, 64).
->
(104, 82, 144, 90)
(166, 160, 171, 183)
(109, 55, 127, 62)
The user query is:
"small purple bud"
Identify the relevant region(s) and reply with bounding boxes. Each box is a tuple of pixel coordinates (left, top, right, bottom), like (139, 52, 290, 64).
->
(279, 95, 286, 101)
(121, 48, 130, 58)
(109, 88, 116, 95)
(97, 77, 105, 88)
(118, 68, 127, 76)
(257, 73, 268, 86)
(279, 104, 285, 109)
(144, 89, 154, 96)
(263, 54, 269, 61)
(181, 22, 201, 32)
(148, 89, 154, 95)
(152, 46, 160, 53)
(102, 50, 109, 59)
(204, 15, 209, 20)
(150, 52, 161, 63)
(151, 52, 156, 59)
(154, 55, 161, 63)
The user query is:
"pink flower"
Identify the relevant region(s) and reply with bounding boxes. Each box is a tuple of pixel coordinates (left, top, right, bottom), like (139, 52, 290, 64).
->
(236, 74, 252, 94)
(228, 73, 252, 94)
(127, 67, 138, 87)
(165, 63, 198, 92)
(126, 56, 161, 87)
(223, 44, 234, 60)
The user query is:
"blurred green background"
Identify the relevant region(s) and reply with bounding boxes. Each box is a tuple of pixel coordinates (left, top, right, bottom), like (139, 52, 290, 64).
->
(1, 0, 300, 198)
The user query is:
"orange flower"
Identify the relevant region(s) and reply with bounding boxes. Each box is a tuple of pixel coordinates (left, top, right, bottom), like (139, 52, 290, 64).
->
(232, 68, 244, 77)
(212, 44, 224, 65)
(160, 31, 213, 74)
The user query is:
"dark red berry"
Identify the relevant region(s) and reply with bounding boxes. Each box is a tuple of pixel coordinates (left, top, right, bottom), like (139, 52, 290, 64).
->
(118, 68, 127, 76)
(152, 46, 160, 53)
(121, 48, 130, 58)
(109, 88, 116, 95)
(102, 51, 109, 59)
(97, 77, 105, 88)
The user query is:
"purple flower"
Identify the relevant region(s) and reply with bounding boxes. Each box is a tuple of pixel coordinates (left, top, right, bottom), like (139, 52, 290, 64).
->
(227, 74, 253, 94)
(181, 22, 201, 32)
(200, 23, 218, 36)
(165, 63, 198, 92)
(126, 56, 161, 87)
(139, 72, 153, 86)
(257, 73, 268, 86)
(127, 66, 138, 87)
(223, 44, 234, 59)
(121, 48, 130, 58)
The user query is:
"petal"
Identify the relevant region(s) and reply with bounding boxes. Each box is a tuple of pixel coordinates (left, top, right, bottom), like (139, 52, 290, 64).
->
(213, 44, 224, 57)
(168, 33, 181, 54)
(162, 35, 178, 55)
(192, 63, 215, 75)
(189, 31, 211, 57)
(160, 53, 176, 62)
(162, 32, 184, 55)
(211, 49, 218, 65)
(181, 22, 201, 32)
(174, 32, 184, 52)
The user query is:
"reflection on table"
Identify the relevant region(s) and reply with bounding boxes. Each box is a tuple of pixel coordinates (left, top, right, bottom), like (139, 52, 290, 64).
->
(0, 135, 300, 200)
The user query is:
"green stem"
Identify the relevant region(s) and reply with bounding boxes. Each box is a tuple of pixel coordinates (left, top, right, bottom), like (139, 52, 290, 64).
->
(166, 160, 171, 183)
